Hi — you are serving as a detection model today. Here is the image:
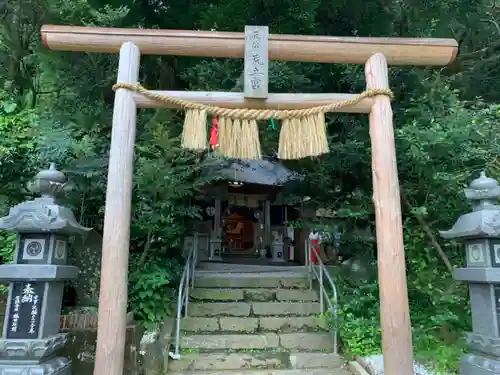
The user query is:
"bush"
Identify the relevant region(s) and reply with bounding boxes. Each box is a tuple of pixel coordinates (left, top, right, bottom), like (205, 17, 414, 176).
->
(0, 232, 16, 295)
(128, 253, 182, 328)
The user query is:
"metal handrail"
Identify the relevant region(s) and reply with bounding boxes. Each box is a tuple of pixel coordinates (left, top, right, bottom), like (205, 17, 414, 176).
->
(169, 233, 198, 359)
(305, 238, 338, 354)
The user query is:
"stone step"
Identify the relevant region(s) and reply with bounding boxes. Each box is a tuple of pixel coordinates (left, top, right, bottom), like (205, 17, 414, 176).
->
(169, 352, 343, 372)
(191, 288, 319, 302)
(169, 368, 352, 375)
(198, 262, 308, 272)
(182, 316, 327, 333)
(181, 332, 334, 351)
(188, 302, 322, 317)
(194, 273, 309, 289)
(169, 351, 286, 372)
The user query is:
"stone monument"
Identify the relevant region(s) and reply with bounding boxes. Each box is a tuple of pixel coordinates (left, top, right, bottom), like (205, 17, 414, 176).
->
(0, 163, 91, 375)
(209, 229, 223, 261)
(271, 230, 285, 263)
(440, 171, 500, 375)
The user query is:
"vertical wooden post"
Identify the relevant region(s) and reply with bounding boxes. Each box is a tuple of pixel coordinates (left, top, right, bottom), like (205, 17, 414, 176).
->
(214, 198, 221, 234)
(264, 199, 271, 247)
(244, 25, 269, 99)
(365, 53, 414, 375)
(94, 42, 140, 375)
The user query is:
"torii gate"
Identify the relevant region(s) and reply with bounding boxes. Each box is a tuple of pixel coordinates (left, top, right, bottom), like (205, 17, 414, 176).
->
(40, 25, 458, 375)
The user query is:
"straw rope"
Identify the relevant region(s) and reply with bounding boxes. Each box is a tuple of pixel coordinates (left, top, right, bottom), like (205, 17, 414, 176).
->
(112, 83, 393, 120)
(112, 83, 394, 160)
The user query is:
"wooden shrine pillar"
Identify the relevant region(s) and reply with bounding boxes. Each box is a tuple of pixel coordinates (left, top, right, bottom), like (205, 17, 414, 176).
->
(214, 198, 221, 234)
(209, 198, 223, 261)
(365, 53, 414, 375)
(264, 199, 271, 248)
(93, 42, 140, 375)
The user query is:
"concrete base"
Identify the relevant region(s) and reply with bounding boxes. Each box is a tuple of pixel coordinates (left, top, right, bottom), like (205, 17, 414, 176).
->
(271, 243, 285, 263)
(169, 264, 343, 375)
(141, 318, 176, 375)
(0, 334, 69, 362)
(181, 332, 333, 351)
(182, 316, 327, 333)
(194, 273, 309, 289)
(188, 301, 322, 317)
(190, 288, 318, 302)
(348, 361, 370, 375)
(461, 353, 500, 375)
(0, 357, 71, 375)
(170, 368, 351, 375)
(209, 240, 223, 261)
(169, 352, 342, 372)
(197, 261, 305, 273)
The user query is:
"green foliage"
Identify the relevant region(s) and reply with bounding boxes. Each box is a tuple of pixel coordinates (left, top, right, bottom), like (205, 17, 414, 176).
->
(333, 216, 470, 373)
(0, 232, 17, 264)
(336, 278, 381, 356)
(0, 232, 16, 294)
(0, 232, 16, 264)
(0, 89, 39, 208)
(128, 253, 182, 327)
(0, 95, 37, 159)
(404, 221, 469, 372)
(127, 122, 219, 325)
(133, 121, 218, 251)
(315, 74, 497, 371)
(336, 266, 467, 373)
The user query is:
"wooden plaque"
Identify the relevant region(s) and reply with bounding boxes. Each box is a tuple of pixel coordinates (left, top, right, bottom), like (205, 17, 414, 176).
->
(244, 25, 269, 99)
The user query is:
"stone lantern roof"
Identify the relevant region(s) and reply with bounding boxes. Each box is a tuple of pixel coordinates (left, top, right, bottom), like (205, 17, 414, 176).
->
(440, 171, 500, 239)
(0, 163, 92, 235)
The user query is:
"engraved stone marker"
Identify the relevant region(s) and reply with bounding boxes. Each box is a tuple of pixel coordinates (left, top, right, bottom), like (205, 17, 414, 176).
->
(0, 163, 91, 375)
(6, 282, 44, 339)
(440, 171, 500, 375)
(244, 25, 269, 99)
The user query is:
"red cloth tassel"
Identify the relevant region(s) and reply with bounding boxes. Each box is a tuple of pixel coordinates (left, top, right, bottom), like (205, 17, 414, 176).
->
(210, 116, 219, 149)
(310, 239, 320, 265)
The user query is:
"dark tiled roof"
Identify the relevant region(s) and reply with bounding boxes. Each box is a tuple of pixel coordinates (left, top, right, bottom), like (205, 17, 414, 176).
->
(210, 156, 299, 186)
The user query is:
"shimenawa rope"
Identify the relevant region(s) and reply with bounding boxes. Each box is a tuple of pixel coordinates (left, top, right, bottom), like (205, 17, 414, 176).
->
(112, 83, 393, 160)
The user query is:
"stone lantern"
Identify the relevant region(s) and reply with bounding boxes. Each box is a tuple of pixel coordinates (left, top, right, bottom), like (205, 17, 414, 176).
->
(0, 163, 91, 375)
(271, 230, 285, 263)
(440, 171, 500, 375)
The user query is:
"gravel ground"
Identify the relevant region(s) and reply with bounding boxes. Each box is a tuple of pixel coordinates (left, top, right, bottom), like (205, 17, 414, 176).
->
(362, 355, 437, 375)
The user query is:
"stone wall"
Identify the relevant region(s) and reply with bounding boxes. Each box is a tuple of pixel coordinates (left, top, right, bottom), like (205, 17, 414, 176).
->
(59, 325, 142, 375)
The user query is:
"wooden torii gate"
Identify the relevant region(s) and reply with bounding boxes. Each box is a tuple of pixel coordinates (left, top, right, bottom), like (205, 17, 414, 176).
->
(40, 25, 458, 375)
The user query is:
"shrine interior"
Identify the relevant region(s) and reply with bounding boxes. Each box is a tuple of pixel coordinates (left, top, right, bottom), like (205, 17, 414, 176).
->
(185, 158, 307, 265)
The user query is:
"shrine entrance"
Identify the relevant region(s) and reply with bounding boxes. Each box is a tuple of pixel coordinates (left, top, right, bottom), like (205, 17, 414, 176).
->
(222, 205, 257, 257)
(190, 158, 299, 263)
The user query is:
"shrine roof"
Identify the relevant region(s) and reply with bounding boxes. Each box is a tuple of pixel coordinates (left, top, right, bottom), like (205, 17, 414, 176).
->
(210, 156, 300, 186)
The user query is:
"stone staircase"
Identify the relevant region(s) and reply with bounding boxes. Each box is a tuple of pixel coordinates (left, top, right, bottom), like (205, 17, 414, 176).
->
(167, 268, 351, 375)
